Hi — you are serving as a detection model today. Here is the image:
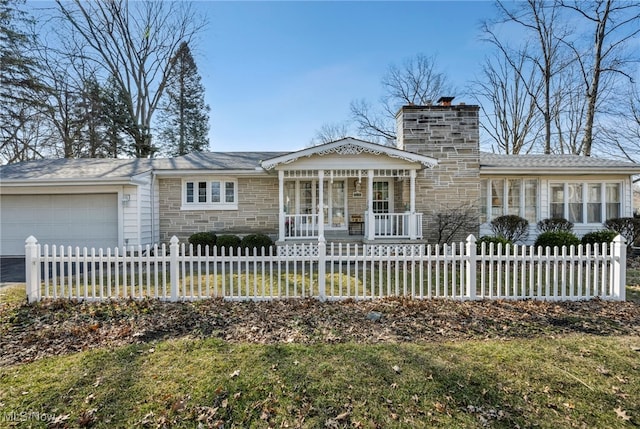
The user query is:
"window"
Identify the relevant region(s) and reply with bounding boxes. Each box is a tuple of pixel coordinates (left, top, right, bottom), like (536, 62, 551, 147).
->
(548, 182, 622, 224)
(183, 178, 237, 210)
(606, 184, 621, 219)
(568, 183, 583, 223)
(481, 178, 538, 223)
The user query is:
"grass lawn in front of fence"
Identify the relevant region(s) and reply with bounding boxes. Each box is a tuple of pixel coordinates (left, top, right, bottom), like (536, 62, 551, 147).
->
(1, 334, 638, 428)
(2, 283, 639, 427)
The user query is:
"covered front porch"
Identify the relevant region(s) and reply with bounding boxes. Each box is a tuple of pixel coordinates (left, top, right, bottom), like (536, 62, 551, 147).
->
(278, 168, 423, 241)
(260, 138, 437, 243)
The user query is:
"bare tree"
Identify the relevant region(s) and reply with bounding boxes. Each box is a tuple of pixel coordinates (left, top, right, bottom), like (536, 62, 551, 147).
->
(550, 60, 587, 154)
(599, 83, 640, 163)
(484, 0, 571, 154)
(434, 203, 479, 245)
(559, 0, 640, 156)
(309, 121, 351, 146)
(472, 50, 543, 154)
(350, 54, 454, 144)
(55, 0, 206, 157)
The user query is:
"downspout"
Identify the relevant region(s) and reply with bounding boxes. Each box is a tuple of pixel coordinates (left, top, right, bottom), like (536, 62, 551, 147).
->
(151, 171, 157, 245)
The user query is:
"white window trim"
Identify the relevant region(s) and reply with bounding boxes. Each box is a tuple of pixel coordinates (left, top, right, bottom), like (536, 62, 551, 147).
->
(181, 178, 238, 210)
(548, 180, 623, 225)
(482, 177, 539, 224)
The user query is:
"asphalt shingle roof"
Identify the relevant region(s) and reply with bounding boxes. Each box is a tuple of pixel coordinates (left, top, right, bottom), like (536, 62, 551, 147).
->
(0, 158, 154, 181)
(2, 150, 639, 182)
(152, 151, 287, 171)
(479, 152, 640, 172)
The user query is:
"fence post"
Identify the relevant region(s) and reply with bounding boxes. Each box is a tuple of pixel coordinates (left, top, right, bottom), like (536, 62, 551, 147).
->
(170, 236, 179, 302)
(317, 237, 326, 301)
(25, 236, 40, 303)
(465, 234, 477, 300)
(611, 234, 626, 301)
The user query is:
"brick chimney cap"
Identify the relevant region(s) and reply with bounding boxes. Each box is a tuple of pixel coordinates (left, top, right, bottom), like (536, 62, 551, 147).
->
(437, 96, 455, 104)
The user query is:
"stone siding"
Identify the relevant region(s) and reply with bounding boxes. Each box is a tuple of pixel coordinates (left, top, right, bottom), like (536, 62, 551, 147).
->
(396, 105, 481, 243)
(159, 177, 279, 243)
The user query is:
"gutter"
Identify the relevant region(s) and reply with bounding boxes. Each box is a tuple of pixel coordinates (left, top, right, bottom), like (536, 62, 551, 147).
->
(480, 167, 640, 175)
(0, 177, 148, 187)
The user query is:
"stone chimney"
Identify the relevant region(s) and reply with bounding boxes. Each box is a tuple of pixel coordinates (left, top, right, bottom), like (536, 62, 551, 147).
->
(396, 99, 481, 243)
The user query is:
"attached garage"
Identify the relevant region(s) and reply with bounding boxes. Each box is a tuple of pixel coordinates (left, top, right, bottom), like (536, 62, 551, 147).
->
(0, 193, 119, 256)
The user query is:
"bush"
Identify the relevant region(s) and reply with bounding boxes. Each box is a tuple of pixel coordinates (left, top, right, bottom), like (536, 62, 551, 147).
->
(188, 232, 217, 255)
(241, 233, 275, 255)
(581, 230, 618, 247)
(216, 234, 242, 254)
(534, 231, 581, 250)
(537, 218, 574, 233)
(603, 217, 640, 247)
(476, 235, 512, 251)
(490, 215, 529, 243)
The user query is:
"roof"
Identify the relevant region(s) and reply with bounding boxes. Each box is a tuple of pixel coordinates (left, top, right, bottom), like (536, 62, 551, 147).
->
(480, 152, 640, 174)
(2, 149, 639, 184)
(0, 158, 154, 183)
(261, 137, 438, 170)
(153, 151, 287, 172)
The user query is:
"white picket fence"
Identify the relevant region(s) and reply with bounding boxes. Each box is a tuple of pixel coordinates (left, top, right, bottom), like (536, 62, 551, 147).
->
(24, 235, 627, 303)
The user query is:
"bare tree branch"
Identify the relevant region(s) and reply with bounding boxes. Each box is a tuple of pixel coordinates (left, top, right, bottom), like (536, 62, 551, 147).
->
(54, 0, 207, 157)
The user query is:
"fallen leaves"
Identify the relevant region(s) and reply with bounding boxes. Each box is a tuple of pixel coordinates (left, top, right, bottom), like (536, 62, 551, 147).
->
(615, 406, 631, 421)
(1, 297, 639, 366)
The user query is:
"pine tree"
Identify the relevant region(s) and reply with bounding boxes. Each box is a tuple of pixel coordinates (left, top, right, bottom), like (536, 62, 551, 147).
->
(0, 0, 46, 163)
(157, 42, 210, 156)
(101, 75, 136, 158)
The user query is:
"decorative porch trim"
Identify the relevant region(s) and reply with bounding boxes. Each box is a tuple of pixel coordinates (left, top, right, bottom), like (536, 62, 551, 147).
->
(261, 138, 437, 170)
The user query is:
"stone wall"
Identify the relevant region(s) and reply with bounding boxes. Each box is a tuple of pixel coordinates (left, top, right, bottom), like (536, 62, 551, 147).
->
(159, 177, 279, 243)
(396, 104, 481, 243)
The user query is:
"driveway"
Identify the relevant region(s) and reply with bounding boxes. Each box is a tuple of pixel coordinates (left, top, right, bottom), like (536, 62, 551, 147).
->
(0, 257, 25, 283)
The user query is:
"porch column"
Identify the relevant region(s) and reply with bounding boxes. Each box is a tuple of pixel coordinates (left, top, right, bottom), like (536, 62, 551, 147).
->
(410, 169, 416, 213)
(278, 170, 285, 242)
(409, 169, 417, 239)
(318, 170, 325, 241)
(367, 169, 374, 240)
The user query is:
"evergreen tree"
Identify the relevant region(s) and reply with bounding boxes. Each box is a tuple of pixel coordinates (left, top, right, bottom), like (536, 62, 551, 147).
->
(0, 0, 46, 163)
(101, 75, 136, 158)
(157, 42, 210, 156)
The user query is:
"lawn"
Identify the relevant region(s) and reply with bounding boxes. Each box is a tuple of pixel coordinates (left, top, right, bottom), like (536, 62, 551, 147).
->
(1, 283, 639, 428)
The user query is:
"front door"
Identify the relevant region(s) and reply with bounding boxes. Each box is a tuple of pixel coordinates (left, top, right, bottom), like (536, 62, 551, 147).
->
(373, 180, 393, 235)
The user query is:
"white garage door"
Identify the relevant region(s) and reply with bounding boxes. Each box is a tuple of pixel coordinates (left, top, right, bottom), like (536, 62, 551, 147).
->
(0, 194, 119, 256)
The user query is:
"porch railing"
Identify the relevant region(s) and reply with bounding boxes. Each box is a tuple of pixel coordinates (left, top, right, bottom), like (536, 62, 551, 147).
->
(285, 214, 319, 238)
(365, 212, 423, 240)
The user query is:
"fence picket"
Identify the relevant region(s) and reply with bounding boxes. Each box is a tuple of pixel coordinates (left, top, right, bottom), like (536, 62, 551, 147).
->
(25, 234, 628, 303)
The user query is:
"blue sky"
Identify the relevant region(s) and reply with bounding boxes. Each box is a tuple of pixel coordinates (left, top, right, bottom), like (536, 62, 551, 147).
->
(195, 1, 497, 152)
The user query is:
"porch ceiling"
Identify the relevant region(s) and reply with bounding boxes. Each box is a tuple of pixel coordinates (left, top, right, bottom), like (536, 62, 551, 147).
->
(261, 137, 437, 171)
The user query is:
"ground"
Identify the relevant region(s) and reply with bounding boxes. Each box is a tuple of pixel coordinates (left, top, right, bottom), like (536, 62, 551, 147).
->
(1, 288, 639, 367)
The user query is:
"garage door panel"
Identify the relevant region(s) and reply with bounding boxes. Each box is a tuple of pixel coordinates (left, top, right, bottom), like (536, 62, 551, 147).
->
(0, 194, 118, 256)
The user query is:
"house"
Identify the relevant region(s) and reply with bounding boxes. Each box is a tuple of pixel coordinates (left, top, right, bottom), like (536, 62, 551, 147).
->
(2, 100, 640, 256)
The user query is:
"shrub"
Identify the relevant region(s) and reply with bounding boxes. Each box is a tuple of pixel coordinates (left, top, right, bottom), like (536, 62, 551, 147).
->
(490, 215, 529, 243)
(476, 235, 512, 252)
(216, 234, 242, 254)
(537, 218, 574, 233)
(188, 232, 217, 255)
(603, 217, 640, 247)
(241, 233, 275, 255)
(434, 203, 479, 245)
(534, 231, 581, 250)
(581, 230, 618, 247)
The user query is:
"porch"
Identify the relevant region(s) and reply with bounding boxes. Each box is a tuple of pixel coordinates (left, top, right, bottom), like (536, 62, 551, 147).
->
(277, 168, 423, 242)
